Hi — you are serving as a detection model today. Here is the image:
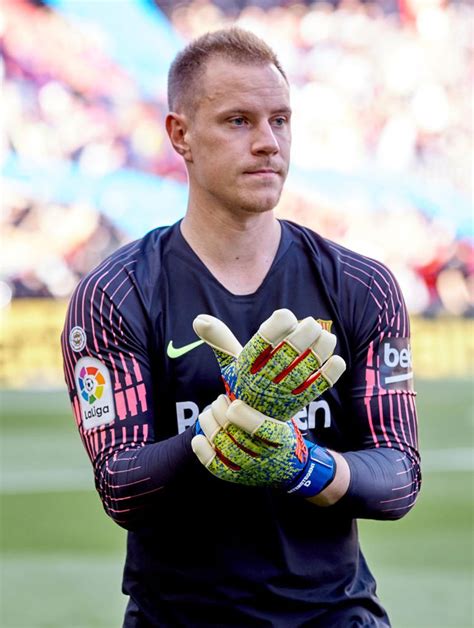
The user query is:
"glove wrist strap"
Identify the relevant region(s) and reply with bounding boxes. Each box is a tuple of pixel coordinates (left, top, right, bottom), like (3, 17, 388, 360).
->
(193, 419, 204, 437)
(287, 444, 336, 497)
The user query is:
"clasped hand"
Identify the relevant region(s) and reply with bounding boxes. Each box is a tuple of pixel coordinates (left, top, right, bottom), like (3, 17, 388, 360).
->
(191, 309, 346, 497)
(193, 309, 345, 421)
(192, 395, 336, 497)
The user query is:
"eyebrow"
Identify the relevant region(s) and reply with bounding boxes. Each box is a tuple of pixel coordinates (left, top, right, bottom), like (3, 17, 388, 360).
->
(218, 107, 292, 117)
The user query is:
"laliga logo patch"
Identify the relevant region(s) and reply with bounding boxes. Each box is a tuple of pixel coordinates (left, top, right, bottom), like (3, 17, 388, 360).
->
(74, 357, 115, 429)
(69, 326, 87, 352)
(79, 366, 105, 405)
(379, 338, 413, 390)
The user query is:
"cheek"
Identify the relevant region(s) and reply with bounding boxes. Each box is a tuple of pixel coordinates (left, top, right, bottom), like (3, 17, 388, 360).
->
(194, 149, 233, 190)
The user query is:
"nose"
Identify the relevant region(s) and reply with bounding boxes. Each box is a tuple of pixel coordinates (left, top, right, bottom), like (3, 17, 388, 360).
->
(251, 121, 280, 156)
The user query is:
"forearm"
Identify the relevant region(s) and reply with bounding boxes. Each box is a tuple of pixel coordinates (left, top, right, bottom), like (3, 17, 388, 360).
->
(95, 428, 196, 529)
(307, 450, 350, 507)
(311, 446, 421, 520)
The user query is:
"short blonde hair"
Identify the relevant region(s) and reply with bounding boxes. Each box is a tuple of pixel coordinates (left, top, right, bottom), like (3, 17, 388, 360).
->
(167, 27, 287, 113)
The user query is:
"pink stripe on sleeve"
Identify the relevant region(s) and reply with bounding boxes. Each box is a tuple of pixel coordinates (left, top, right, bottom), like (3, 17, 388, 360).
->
(109, 303, 117, 344)
(119, 352, 133, 387)
(396, 393, 408, 446)
(388, 391, 404, 451)
(107, 426, 116, 455)
(364, 340, 379, 446)
(408, 394, 419, 448)
(126, 386, 138, 416)
(137, 383, 148, 413)
(100, 427, 107, 450)
(115, 391, 127, 421)
(99, 291, 109, 349)
(377, 395, 391, 447)
(130, 353, 143, 382)
(364, 398, 379, 447)
(403, 394, 414, 448)
(367, 341, 374, 368)
(72, 398, 81, 427)
(108, 353, 120, 391)
(343, 271, 383, 309)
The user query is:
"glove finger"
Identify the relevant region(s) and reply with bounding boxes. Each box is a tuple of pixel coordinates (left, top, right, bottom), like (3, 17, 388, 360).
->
(225, 423, 269, 456)
(192, 430, 253, 475)
(191, 434, 217, 468)
(258, 309, 299, 345)
(284, 317, 323, 353)
(210, 394, 231, 429)
(213, 427, 263, 467)
(235, 309, 299, 379)
(245, 317, 323, 382)
(192, 434, 248, 480)
(311, 329, 337, 366)
(213, 398, 280, 456)
(272, 329, 337, 389)
(198, 408, 222, 443)
(292, 355, 347, 399)
(193, 315, 243, 369)
(226, 400, 288, 446)
(259, 318, 323, 382)
(226, 400, 266, 435)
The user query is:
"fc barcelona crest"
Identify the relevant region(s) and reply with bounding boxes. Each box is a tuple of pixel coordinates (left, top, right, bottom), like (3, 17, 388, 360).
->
(316, 319, 333, 332)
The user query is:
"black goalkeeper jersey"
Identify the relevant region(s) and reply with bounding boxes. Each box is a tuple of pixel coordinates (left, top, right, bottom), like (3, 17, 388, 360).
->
(62, 220, 420, 627)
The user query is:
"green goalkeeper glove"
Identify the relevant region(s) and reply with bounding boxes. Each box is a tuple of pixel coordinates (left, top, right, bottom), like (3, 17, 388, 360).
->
(192, 395, 336, 497)
(193, 309, 346, 421)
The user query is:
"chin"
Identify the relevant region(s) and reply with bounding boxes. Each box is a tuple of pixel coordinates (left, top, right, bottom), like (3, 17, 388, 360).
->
(240, 192, 282, 215)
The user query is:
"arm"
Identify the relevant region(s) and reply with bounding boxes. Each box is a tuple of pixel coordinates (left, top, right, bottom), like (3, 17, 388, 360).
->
(311, 261, 421, 519)
(61, 250, 197, 530)
(307, 450, 350, 507)
(309, 447, 420, 521)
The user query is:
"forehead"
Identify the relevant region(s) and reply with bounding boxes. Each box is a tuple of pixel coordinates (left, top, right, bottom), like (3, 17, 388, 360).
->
(196, 58, 290, 114)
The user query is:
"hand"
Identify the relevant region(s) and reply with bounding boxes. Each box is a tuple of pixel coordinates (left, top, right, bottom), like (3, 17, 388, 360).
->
(193, 309, 346, 421)
(192, 395, 336, 497)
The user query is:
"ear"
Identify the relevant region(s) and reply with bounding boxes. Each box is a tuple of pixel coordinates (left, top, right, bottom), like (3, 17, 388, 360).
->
(166, 112, 192, 161)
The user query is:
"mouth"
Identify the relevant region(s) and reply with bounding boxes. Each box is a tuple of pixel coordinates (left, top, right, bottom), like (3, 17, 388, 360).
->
(243, 169, 280, 177)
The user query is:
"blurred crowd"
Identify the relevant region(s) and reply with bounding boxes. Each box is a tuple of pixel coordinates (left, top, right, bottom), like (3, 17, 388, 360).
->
(1, 0, 472, 316)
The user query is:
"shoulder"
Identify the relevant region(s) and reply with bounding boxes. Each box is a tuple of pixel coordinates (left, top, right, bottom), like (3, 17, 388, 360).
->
(282, 220, 400, 295)
(63, 224, 180, 352)
(71, 224, 177, 306)
(326, 240, 400, 295)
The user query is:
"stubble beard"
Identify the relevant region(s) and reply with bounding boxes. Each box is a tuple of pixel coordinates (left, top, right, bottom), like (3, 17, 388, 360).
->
(229, 179, 285, 216)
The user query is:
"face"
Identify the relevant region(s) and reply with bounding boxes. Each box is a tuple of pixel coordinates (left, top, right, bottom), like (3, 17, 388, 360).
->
(176, 58, 292, 216)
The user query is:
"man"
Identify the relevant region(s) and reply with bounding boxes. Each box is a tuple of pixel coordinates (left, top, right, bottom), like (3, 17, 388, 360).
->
(61, 28, 420, 627)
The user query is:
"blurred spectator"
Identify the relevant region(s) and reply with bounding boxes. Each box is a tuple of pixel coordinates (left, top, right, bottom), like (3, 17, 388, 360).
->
(1, 0, 472, 317)
(1, 187, 128, 301)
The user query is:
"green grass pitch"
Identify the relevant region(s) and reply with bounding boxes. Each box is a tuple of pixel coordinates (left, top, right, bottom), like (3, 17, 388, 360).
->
(1, 380, 473, 628)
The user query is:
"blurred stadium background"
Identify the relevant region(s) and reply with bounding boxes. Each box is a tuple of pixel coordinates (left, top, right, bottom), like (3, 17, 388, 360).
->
(0, 0, 472, 626)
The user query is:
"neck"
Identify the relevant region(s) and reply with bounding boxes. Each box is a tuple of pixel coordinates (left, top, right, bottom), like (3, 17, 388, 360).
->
(180, 202, 282, 295)
(181, 203, 281, 264)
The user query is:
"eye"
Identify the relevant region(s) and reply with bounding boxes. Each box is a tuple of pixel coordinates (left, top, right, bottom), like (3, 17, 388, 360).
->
(272, 116, 287, 127)
(230, 117, 246, 127)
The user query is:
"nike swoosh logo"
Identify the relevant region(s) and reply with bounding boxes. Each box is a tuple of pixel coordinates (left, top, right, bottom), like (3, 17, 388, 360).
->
(167, 339, 205, 359)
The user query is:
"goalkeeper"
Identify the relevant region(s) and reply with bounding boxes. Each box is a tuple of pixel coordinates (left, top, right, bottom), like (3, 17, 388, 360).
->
(61, 27, 420, 628)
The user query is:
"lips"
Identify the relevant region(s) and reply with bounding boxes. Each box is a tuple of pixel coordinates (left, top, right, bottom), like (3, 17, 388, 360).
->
(244, 168, 280, 175)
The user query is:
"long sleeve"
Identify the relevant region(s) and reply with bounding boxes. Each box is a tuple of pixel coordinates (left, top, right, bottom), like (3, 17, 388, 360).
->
(61, 241, 198, 530)
(331, 246, 421, 519)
